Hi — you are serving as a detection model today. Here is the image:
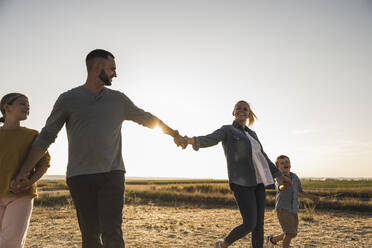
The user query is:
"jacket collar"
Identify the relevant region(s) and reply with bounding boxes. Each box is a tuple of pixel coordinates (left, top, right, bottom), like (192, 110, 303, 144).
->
(232, 120, 250, 132)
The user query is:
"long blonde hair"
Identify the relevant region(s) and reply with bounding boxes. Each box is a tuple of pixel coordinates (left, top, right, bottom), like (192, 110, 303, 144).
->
(233, 100, 257, 127)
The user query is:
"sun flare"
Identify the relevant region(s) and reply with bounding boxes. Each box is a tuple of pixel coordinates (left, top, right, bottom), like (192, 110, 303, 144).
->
(153, 125, 164, 134)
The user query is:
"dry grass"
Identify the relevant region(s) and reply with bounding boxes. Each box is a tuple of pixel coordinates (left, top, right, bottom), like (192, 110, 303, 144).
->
(35, 179, 372, 212)
(25, 204, 372, 248)
(27, 179, 371, 247)
(300, 203, 316, 222)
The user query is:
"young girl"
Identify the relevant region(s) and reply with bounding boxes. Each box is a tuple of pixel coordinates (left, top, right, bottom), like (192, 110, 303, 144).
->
(0, 93, 50, 248)
(183, 100, 292, 248)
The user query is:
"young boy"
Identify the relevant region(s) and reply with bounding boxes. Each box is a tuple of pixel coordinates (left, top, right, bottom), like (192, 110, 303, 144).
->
(266, 155, 319, 248)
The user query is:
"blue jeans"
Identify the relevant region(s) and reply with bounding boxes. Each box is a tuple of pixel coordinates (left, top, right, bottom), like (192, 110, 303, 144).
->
(67, 170, 125, 248)
(225, 183, 266, 248)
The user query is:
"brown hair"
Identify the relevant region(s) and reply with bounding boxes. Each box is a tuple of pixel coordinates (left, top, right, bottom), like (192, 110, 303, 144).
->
(0, 93, 28, 123)
(233, 100, 258, 127)
(275, 155, 290, 167)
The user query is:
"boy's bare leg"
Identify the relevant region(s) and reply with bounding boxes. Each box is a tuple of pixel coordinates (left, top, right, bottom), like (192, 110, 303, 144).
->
(271, 233, 284, 243)
(282, 233, 296, 248)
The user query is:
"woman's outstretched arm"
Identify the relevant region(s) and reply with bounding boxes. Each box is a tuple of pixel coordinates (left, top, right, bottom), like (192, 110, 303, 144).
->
(184, 126, 228, 151)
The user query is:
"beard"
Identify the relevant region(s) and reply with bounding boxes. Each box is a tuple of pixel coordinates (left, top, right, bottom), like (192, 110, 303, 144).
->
(99, 69, 111, 86)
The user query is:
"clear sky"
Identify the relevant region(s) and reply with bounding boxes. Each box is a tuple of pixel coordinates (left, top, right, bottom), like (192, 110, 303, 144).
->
(1, 0, 371, 179)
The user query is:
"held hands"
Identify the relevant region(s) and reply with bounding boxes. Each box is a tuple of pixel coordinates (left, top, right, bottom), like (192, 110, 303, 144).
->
(278, 175, 292, 190)
(172, 133, 197, 150)
(9, 170, 33, 193)
(156, 124, 190, 150)
(157, 122, 194, 150)
(173, 133, 188, 149)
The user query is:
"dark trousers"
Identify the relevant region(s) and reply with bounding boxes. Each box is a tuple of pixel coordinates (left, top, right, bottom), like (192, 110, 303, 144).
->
(67, 170, 125, 248)
(225, 183, 266, 248)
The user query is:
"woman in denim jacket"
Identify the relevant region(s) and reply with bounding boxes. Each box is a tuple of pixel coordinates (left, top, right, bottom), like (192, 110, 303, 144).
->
(185, 100, 292, 248)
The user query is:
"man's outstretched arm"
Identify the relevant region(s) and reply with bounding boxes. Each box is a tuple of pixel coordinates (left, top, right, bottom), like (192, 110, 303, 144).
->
(123, 96, 188, 148)
(156, 119, 188, 149)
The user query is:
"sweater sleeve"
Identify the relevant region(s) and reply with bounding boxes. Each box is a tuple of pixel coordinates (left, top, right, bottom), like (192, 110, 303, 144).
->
(121, 94, 160, 128)
(33, 94, 69, 150)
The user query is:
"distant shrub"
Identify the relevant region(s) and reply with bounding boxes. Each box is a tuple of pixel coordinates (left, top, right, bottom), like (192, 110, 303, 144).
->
(35, 195, 73, 207)
(36, 179, 372, 212)
(300, 203, 316, 222)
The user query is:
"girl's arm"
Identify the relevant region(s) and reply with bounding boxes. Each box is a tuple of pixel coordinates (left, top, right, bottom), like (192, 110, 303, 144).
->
(26, 165, 48, 187)
(28, 151, 51, 184)
(11, 151, 50, 192)
(15, 146, 46, 181)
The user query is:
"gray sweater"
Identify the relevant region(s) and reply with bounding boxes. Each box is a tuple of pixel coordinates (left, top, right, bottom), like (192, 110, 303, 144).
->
(34, 86, 159, 178)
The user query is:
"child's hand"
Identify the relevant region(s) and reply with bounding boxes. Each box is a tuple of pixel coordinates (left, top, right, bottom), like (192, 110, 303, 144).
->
(279, 184, 289, 191)
(9, 178, 33, 193)
(278, 175, 292, 187)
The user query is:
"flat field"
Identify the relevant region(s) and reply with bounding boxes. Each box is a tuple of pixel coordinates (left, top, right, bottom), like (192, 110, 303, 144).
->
(24, 179, 372, 247)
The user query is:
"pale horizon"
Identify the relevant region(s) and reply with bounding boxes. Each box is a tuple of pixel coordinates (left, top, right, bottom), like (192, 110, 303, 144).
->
(42, 175, 372, 180)
(1, 0, 371, 179)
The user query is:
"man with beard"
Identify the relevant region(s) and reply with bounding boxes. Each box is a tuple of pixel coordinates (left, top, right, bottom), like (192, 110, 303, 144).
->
(12, 49, 186, 248)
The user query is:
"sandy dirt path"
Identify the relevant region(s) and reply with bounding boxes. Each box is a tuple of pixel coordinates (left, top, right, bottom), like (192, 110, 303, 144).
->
(25, 204, 372, 247)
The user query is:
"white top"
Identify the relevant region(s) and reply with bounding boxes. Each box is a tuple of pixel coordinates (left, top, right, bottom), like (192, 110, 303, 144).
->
(245, 131, 274, 186)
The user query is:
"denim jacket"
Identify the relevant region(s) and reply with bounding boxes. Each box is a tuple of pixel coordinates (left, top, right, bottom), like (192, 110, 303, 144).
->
(194, 121, 282, 187)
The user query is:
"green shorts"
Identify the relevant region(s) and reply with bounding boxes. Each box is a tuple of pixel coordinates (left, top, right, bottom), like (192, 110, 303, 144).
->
(276, 208, 298, 235)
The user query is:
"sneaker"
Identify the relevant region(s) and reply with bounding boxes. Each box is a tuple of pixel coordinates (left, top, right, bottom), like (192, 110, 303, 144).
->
(266, 235, 276, 247)
(213, 241, 223, 248)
